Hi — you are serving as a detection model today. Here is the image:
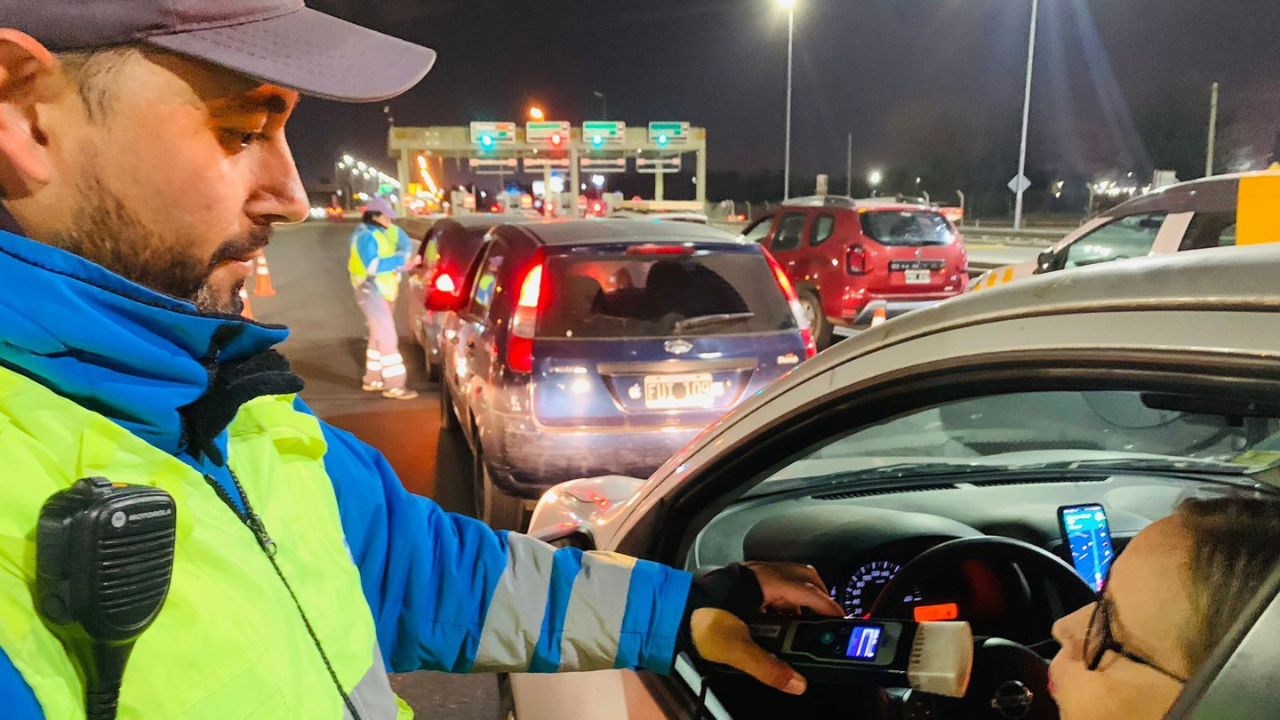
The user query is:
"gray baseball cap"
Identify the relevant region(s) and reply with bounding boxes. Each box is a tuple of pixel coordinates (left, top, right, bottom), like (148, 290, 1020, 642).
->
(3, 0, 436, 103)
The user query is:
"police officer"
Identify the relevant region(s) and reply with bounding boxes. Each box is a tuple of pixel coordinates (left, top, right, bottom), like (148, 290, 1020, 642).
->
(0, 2, 842, 718)
(350, 198, 417, 399)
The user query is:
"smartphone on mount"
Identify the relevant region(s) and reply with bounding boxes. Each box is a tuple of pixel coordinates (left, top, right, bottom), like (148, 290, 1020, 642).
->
(1058, 503, 1115, 593)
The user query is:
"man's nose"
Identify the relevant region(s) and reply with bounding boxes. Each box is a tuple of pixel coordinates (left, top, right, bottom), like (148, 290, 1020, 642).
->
(246, 136, 309, 224)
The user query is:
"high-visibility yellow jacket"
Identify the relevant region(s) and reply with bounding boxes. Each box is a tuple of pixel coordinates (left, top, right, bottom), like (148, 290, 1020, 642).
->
(0, 227, 692, 719)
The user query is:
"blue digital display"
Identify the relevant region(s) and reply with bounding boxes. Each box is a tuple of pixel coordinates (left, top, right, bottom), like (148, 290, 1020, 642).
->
(845, 625, 882, 660)
(1061, 504, 1114, 593)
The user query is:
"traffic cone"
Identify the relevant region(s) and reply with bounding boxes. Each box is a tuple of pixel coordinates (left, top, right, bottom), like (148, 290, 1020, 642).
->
(870, 305, 887, 327)
(240, 287, 254, 320)
(252, 251, 276, 297)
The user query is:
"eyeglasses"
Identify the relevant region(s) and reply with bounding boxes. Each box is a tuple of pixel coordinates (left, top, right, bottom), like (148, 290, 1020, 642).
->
(1083, 597, 1188, 683)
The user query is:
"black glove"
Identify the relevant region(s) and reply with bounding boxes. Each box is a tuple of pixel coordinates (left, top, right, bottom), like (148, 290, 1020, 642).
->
(677, 563, 764, 656)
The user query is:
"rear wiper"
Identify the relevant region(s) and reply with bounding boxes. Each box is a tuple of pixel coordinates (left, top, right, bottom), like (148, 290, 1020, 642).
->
(672, 312, 755, 333)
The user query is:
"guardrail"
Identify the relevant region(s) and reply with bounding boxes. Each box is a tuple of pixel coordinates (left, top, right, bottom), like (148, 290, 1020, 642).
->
(957, 226, 1070, 246)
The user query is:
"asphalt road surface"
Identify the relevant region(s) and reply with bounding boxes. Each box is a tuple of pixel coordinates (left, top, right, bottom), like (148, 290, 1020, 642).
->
(251, 219, 498, 719)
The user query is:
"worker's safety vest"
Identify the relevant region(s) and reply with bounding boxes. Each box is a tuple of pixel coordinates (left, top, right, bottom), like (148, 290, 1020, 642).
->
(349, 226, 402, 302)
(0, 366, 412, 719)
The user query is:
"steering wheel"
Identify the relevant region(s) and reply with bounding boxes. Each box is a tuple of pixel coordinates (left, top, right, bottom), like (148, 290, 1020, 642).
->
(867, 537, 1096, 720)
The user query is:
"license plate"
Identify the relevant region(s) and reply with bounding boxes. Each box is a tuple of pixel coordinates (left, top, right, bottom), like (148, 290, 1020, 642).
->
(644, 373, 723, 409)
(904, 269, 932, 284)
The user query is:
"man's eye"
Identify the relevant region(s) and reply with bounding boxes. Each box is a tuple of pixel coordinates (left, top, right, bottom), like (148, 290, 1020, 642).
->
(222, 130, 266, 150)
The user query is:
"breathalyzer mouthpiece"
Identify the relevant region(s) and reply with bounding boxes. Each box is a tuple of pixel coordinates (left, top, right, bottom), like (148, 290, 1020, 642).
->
(35, 477, 177, 720)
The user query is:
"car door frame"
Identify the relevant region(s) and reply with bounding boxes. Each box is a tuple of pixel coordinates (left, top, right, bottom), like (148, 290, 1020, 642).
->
(607, 307, 1280, 719)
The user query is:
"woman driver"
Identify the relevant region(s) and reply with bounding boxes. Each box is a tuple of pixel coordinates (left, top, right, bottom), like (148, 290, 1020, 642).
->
(1049, 496, 1280, 719)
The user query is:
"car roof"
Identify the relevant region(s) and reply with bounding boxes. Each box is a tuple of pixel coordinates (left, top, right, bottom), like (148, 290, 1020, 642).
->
(779, 195, 936, 212)
(1107, 169, 1280, 216)
(808, 243, 1280, 374)
(436, 214, 541, 230)
(501, 218, 742, 246)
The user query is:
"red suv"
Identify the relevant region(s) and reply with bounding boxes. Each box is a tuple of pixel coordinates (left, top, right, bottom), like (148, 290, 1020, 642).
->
(743, 196, 968, 346)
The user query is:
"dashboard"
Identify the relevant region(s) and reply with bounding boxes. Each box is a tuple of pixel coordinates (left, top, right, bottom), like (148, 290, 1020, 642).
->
(688, 472, 1203, 637)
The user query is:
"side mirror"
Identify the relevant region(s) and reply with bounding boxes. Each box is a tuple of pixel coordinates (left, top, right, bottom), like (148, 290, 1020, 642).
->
(1036, 249, 1055, 272)
(531, 525, 597, 551)
(527, 475, 647, 546)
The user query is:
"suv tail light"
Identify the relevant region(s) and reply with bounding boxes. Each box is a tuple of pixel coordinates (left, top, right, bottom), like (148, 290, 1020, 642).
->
(762, 249, 817, 359)
(847, 244, 867, 275)
(507, 251, 545, 373)
(433, 271, 457, 294)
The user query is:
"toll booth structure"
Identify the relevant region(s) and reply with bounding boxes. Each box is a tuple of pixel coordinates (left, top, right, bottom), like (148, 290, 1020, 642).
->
(387, 124, 708, 218)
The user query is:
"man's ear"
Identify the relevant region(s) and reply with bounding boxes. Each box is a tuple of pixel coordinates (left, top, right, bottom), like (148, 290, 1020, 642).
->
(0, 30, 59, 198)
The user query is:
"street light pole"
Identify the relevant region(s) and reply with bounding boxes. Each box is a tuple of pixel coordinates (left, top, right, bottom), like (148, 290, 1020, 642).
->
(1013, 0, 1039, 231)
(782, 0, 795, 200)
(593, 91, 607, 120)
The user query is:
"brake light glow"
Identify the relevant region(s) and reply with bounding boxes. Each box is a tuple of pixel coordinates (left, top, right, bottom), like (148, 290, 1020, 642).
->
(433, 272, 457, 294)
(847, 244, 867, 275)
(913, 603, 959, 622)
(508, 254, 545, 373)
(763, 249, 817, 359)
(626, 244, 694, 255)
(518, 264, 543, 308)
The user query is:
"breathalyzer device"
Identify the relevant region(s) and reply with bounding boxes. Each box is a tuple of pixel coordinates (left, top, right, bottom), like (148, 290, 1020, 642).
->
(749, 617, 973, 698)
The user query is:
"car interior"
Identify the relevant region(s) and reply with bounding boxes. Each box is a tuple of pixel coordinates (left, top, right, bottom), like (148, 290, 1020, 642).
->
(658, 384, 1280, 720)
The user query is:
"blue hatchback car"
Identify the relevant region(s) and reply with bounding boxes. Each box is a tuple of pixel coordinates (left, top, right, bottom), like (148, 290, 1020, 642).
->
(432, 219, 814, 529)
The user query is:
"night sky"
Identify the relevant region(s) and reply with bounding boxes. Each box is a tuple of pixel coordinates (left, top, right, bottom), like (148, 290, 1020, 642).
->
(289, 0, 1280, 190)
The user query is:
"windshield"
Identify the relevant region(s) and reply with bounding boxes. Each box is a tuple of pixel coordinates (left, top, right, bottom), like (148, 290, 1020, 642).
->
(860, 210, 956, 247)
(761, 390, 1280, 488)
(537, 249, 796, 339)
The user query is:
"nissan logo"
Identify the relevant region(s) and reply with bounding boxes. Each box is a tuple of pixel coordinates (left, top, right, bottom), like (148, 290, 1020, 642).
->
(990, 681, 1034, 719)
(665, 339, 693, 355)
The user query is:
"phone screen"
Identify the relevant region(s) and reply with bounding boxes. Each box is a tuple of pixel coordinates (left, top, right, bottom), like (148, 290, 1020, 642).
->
(1059, 504, 1115, 593)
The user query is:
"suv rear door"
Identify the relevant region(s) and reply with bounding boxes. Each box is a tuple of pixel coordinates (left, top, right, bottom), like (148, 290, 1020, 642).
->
(856, 209, 962, 293)
(529, 243, 805, 430)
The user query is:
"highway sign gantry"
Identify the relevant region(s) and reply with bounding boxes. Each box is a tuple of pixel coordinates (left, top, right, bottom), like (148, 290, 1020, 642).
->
(526, 121, 571, 147)
(648, 121, 690, 147)
(583, 121, 626, 149)
(469, 122, 516, 148)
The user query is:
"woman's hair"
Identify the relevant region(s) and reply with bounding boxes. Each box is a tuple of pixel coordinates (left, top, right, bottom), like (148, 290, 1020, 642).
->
(1177, 495, 1280, 670)
(362, 210, 384, 226)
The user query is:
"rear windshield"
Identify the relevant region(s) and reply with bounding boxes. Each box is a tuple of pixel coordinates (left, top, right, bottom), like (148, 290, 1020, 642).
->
(538, 249, 797, 339)
(860, 210, 955, 247)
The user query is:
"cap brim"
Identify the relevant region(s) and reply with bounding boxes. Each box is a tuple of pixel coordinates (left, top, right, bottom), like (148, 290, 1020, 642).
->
(146, 8, 435, 103)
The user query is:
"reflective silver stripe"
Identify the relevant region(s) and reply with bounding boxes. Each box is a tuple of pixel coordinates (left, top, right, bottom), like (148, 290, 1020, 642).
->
(343, 645, 401, 720)
(366, 361, 382, 371)
(558, 551, 635, 671)
(381, 353, 404, 366)
(381, 364, 407, 378)
(366, 349, 381, 359)
(473, 532, 555, 671)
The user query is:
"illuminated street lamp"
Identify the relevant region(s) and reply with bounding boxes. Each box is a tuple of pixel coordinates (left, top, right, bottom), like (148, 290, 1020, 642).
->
(778, 0, 795, 199)
(868, 170, 883, 190)
(528, 106, 545, 121)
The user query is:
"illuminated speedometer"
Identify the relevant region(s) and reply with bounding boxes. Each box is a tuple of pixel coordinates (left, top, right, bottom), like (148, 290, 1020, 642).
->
(837, 561, 922, 618)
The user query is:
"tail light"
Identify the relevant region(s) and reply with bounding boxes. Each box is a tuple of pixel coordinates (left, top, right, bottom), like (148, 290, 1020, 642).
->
(763, 249, 817, 359)
(847, 245, 867, 275)
(507, 251, 545, 373)
(433, 271, 457, 294)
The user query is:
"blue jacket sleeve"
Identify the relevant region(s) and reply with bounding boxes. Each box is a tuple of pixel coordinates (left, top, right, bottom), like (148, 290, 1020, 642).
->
(0, 646, 43, 719)
(296, 398, 691, 675)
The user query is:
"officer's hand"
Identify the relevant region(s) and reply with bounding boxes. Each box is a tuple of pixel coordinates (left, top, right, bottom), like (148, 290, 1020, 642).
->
(690, 562, 843, 695)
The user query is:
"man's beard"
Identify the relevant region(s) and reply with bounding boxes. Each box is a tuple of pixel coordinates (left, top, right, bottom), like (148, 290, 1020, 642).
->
(41, 175, 271, 313)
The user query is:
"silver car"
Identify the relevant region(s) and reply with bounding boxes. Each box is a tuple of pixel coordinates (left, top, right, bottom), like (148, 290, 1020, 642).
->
(517, 244, 1280, 720)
